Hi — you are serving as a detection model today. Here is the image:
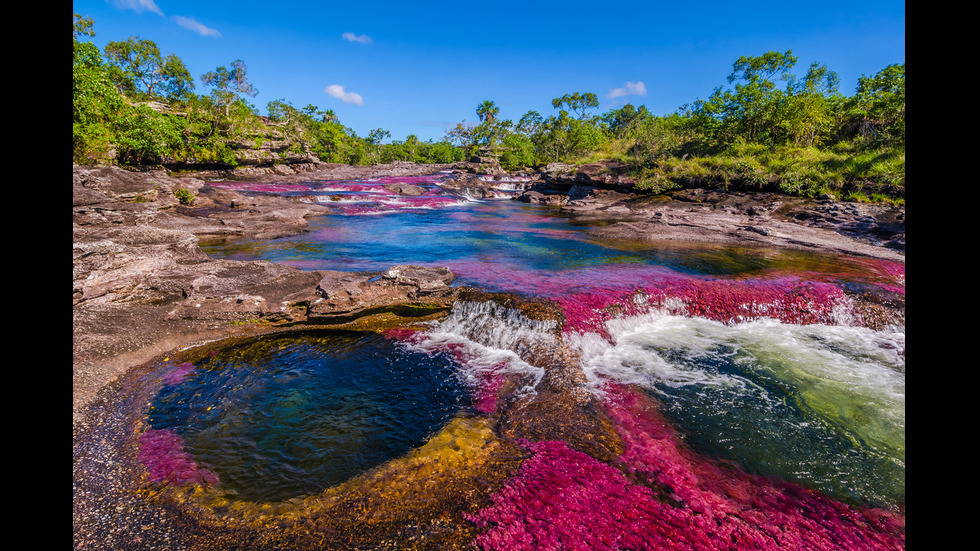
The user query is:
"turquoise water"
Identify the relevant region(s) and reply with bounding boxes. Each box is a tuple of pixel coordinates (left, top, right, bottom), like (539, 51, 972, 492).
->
(203, 197, 888, 293)
(147, 331, 468, 502)
(195, 179, 904, 509)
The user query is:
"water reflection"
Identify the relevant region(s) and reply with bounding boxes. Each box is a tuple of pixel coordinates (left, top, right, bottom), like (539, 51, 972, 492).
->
(146, 331, 468, 502)
(202, 198, 896, 293)
(198, 185, 904, 511)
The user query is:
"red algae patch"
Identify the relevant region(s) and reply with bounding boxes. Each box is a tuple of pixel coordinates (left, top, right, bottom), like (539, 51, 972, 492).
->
(557, 273, 854, 337)
(138, 428, 219, 487)
(603, 385, 904, 550)
(466, 386, 904, 551)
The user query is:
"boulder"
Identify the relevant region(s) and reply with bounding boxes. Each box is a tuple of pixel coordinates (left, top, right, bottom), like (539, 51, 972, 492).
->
(309, 265, 455, 322)
(515, 160, 638, 207)
(382, 182, 426, 195)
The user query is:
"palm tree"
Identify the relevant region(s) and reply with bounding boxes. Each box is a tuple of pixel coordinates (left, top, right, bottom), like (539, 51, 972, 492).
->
(476, 100, 499, 123)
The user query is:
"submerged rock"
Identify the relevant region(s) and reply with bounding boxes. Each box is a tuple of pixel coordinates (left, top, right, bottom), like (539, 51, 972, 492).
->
(74, 162, 905, 551)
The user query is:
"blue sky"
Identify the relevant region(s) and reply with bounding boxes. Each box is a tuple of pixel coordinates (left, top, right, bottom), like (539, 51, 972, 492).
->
(73, 0, 905, 143)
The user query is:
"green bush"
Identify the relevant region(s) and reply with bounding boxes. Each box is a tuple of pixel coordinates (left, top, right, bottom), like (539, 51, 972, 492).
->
(174, 188, 195, 205)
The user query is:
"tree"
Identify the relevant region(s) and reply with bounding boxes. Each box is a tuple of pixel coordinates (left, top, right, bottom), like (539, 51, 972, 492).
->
(366, 128, 391, 145)
(551, 92, 599, 120)
(201, 60, 259, 115)
(690, 50, 804, 145)
(73, 13, 101, 67)
(444, 121, 476, 150)
(728, 50, 799, 86)
(73, 13, 95, 42)
(364, 128, 391, 162)
(473, 100, 510, 151)
(601, 103, 650, 139)
(73, 13, 125, 163)
(849, 63, 905, 145)
(104, 37, 194, 101)
(476, 100, 500, 123)
(516, 110, 544, 136)
(782, 62, 842, 146)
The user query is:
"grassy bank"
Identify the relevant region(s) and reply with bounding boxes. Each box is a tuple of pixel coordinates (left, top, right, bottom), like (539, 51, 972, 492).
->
(628, 142, 904, 204)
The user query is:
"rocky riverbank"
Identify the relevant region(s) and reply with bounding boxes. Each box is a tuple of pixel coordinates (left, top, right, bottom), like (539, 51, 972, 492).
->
(74, 160, 905, 550)
(73, 160, 904, 431)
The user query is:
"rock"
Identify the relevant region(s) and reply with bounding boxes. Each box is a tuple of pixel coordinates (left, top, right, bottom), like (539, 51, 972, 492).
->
(382, 182, 426, 195)
(73, 160, 905, 431)
(516, 190, 567, 206)
(382, 265, 455, 292)
(515, 160, 638, 208)
(72, 163, 463, 427)
(743, 225, 774, 236)
(309, 265, 455, 322)
(566, 184, 634, 208)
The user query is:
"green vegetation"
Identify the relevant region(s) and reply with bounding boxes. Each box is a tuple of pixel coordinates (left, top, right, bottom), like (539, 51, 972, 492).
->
(452, 49, 904, 201)
(174, 188, 195, 205)
(73, 13, 903, 202)
(72, 13, 465, 169)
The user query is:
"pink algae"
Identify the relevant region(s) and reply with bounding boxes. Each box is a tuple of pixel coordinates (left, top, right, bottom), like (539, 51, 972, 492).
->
(471, 369, 508, 414)
(466, 386, 905, 551)
(162, 362, 196, 385)
(138, 429, 219, 487)
(557, 273, 852, 337)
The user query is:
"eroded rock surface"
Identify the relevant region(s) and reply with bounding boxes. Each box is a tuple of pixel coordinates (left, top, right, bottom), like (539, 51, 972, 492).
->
(73, 161, 905, 428)
(309, 265, 456, 322)
(74, 161, 906, 550)
(72, 164, 461, 427)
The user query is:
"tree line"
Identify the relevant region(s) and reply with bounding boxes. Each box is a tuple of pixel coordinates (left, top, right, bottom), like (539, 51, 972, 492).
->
(74, 13, 903, 200)
(73, 14, 465, 168)
(453, 48, 902, 199)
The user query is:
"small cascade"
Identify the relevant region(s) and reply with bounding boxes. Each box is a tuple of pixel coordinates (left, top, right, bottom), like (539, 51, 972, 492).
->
(403, 299, 557, 408)
(566, 309, 905, 507)
(77, 176, 905, 550)
(209, 174, 478, 216)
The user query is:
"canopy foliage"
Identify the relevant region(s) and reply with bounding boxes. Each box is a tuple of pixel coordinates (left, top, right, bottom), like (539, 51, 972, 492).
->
(73, 13, 903, 200)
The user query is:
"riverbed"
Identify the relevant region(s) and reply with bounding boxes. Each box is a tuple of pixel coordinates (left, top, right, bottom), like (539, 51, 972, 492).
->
(73, 165, 905, 550)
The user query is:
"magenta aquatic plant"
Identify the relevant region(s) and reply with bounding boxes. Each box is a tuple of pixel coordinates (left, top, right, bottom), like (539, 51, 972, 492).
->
(207, 182, 322, 194)
(557, 272, 854, 337)
(138, 428, 219, 487)
(316, 183, 397, 194)
(162, 361, 196, 385)
(324, 195, 466, 215)
(466, 386, 905, 550)
(466, 439, 668, 550)
(601, 384, 905, 550)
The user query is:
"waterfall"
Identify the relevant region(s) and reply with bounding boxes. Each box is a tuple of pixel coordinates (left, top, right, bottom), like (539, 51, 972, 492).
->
(405, 300, 554, 403)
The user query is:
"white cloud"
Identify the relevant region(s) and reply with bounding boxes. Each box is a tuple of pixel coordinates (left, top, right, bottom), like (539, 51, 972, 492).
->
(111, 0, 164, 16)
(608, 81, 647, 99)
(342, 32, 372, 44)
(171, 16, 222, 37)
(110, 1, 221, 37)
(325, 84, 365, 106)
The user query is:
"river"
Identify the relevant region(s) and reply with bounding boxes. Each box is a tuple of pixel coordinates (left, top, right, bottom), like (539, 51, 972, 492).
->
(116, 174, 907, 549)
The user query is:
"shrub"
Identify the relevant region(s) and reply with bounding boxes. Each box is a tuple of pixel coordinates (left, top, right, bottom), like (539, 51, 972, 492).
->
(174, 188, 195, 205)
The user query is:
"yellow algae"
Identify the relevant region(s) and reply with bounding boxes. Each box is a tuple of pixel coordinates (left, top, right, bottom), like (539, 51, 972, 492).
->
(143, 415, 526, 549)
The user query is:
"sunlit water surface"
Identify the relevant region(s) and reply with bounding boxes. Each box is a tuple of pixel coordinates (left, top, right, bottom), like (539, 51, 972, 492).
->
(194, 180, 904, 510)
(147, 331, 468, 502)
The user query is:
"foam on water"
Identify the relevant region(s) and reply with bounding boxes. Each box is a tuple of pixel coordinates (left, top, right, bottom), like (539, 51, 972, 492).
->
(568, 310, 905, 506)
(403, 301, 554, 407)
(186, 181, 905, 544)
